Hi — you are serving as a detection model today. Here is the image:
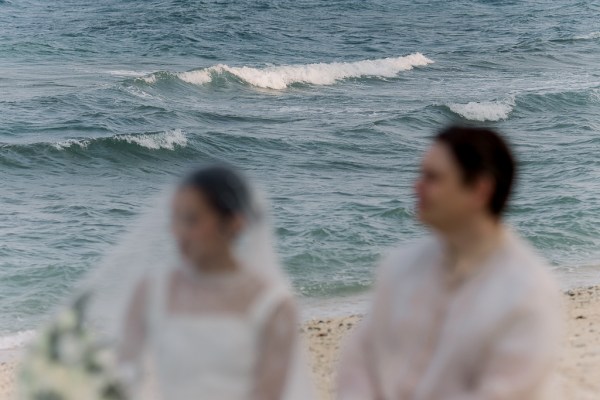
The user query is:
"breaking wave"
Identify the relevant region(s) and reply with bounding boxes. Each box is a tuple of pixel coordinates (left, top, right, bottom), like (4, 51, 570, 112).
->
(52, 129, 187, 151)
(447, 97, 515, 122)
(141, 53, 434, 90)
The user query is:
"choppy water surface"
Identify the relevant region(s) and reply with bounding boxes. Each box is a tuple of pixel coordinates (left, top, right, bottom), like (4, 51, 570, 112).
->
(1, 0, 600, 341)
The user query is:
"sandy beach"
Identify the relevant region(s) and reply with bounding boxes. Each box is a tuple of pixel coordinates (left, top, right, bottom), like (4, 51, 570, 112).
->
(1, 286, 600, 400)
(303, 286, 600, 400)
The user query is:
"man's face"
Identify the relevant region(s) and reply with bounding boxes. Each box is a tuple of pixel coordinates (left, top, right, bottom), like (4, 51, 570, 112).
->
(415, 142, 490, 231)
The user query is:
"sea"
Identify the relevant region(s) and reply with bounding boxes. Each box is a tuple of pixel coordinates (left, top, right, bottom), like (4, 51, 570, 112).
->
(1, 0, 599, 350)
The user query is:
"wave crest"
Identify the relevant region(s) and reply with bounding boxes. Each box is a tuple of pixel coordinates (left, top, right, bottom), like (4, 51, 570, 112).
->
(117, 129, 187, 150)
(574, 32, 600, 40)
(106, 70, 150, 77)
(142, 53, 434, 90)
(52, 129, 188, 151)
(447, 97, 515, 122)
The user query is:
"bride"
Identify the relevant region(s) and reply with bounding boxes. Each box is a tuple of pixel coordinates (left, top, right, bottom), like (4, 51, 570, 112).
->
(18, 165, 313, 400)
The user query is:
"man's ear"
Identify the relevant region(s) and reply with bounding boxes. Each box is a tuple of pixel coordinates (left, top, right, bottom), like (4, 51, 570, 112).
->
(473, 174, 495, 212)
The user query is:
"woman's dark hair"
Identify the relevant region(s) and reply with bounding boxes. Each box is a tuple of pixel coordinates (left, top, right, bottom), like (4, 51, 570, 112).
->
(180, 165, 252, 220)
(435, 126, 516, 217)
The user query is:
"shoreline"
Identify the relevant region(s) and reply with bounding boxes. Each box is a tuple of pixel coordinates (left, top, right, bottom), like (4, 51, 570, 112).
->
(2, 264, 599, 347)
(2, 286, 600, 399)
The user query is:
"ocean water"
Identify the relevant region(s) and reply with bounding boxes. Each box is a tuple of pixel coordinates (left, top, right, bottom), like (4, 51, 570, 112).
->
(1, 0, 600, 346)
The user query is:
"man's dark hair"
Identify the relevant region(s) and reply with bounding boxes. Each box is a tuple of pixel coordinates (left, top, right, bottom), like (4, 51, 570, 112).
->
(435, 126, 516, 217)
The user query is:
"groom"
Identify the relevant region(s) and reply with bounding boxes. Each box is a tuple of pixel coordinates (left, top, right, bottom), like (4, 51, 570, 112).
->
(337, 126, 563, 399)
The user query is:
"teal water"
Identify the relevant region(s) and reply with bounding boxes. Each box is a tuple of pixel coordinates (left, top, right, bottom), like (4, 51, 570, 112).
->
(1, 0, 600, 342)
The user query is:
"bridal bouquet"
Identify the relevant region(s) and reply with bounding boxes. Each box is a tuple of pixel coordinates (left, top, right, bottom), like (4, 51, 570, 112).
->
(19, 292, 127, 400)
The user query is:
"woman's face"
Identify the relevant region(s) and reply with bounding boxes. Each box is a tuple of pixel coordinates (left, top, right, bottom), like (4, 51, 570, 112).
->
(171, 187, 237, 267)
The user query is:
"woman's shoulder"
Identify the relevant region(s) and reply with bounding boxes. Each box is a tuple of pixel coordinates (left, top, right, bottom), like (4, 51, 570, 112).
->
(241, 272, 293, 322)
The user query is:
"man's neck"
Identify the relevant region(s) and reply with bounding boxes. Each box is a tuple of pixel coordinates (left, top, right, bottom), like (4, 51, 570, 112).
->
(440, 216, 505, 281)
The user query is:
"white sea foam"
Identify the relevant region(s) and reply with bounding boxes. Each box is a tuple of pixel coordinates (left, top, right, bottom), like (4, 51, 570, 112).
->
(122, 85, 155, 99)
(178, 69, 212, 85)
(140, 74, 157, 84)
(52, 138, 90, 150)
(114, 129, 187, 150)
(448, 97, 515, 122)
(52, 130, 187, 151)
(0, 330, 35, 351)
(574, 32, 600, 40)
(177, 53, 434, 89)
(106, 70, 150, 77)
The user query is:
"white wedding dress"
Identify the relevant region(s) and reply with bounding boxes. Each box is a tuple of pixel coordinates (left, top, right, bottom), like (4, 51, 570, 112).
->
(148, 273, 291, 400)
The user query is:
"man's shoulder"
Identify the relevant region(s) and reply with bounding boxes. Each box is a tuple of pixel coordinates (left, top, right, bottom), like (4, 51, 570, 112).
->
(497, 229, 561, 302)
(505, 230, 554, 277)
(385, 235, 439, 259)
(378, 236, 442, 279)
